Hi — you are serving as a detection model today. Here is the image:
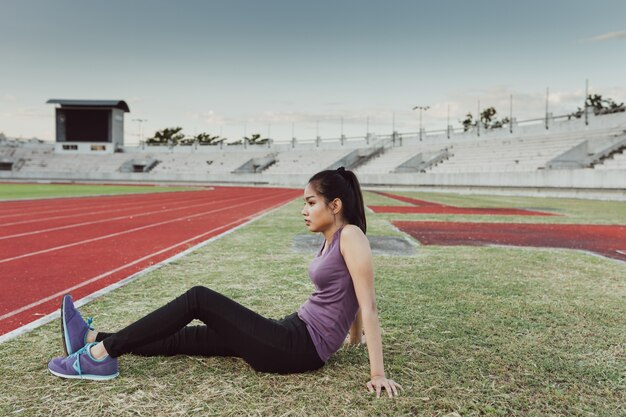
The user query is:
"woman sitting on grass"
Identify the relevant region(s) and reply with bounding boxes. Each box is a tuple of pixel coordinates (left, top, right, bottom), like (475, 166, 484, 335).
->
(48, 167, 402, 398)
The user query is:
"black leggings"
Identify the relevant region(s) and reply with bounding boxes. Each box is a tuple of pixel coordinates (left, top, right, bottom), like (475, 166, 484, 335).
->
(97, 286, 324, 374)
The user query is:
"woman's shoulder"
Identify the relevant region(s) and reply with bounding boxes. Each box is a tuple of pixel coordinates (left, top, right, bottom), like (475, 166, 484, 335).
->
(339, 224, 369, 252)
(341, 224, 364, 236)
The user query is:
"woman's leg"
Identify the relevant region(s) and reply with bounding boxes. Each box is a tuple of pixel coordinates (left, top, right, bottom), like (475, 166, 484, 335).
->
(96, 326, 235, 357)
(100, 286, 323, 373)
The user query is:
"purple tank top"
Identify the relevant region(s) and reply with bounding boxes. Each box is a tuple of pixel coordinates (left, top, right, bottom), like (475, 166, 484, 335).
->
(297, 226, 360, 362)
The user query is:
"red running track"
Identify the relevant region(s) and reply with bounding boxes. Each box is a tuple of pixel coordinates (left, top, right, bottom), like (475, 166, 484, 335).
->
(394, 220, 626, 262)
(370, 191, 557, 216)
(0, 187, 301, 336)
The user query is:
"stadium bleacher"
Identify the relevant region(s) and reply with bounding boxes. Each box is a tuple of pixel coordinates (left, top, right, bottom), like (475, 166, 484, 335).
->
(594, 149, 626, 170)
(1, 111, 625, 198)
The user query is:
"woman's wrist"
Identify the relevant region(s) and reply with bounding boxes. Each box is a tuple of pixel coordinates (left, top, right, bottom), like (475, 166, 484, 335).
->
(370, 366, 385, 378)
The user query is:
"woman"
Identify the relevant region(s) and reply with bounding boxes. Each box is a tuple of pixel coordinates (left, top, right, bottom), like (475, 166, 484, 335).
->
(48, 167, 402, 398)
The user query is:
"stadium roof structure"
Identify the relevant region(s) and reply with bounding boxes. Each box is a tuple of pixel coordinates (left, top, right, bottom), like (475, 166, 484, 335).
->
(46, 99, 130, 112)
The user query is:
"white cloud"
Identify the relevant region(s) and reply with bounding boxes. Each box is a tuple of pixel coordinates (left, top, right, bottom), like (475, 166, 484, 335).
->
(581, 30, 626, 43)
(192, 110, 227, 125)
(2, 94, 18, 102)
(188, 84, 626, 139)
(250, 110, 393, 126)
(1, 108, 51, 119)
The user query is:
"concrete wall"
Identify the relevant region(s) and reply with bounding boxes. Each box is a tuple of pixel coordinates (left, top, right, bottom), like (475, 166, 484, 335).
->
(2, 167, 625, 200)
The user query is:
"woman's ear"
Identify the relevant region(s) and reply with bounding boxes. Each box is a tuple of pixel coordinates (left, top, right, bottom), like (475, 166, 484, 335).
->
(332, 198, 343, 215)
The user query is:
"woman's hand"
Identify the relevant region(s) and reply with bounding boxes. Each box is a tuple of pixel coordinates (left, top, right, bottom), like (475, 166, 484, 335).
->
(367, 375, 403, 398)
(344, 331, 366, 346)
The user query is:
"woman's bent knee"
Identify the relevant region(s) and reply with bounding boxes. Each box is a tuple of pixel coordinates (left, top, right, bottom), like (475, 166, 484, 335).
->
(187, 285, 212, 298)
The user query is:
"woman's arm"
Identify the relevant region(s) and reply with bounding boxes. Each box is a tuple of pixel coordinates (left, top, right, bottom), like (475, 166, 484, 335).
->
(348, 308, 363, 344)
(341, 226, 402, 398)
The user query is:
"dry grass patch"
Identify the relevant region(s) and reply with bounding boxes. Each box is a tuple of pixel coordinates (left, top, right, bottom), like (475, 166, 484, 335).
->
(1, 195, 624, 416)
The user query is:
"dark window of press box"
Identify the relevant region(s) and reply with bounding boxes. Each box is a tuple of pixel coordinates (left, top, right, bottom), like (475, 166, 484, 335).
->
(65, 109, 109, 142)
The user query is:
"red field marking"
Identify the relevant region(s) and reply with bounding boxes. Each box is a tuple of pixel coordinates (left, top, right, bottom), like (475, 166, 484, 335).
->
(0, 186, 300, 336)
(374, 191, 445, 207)
(371, 191, 556, 216)
(393, 220, 626, 262)
(369, 205, 556, 216)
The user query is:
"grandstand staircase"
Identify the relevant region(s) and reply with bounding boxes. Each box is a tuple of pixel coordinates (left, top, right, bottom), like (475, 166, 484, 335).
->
(588, 132, 626, 168)
(119, 158, 160, 173)
(546, 130, 626, 169)
(394, 147, 452, 173)
(326, 145, 385, 171)
(233, 153, 277, 173)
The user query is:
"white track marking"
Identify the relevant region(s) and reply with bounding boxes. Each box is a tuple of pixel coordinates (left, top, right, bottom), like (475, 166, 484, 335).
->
(0, 193, 213, 227)
(0, 195, 292, 344)
(0, 197, 143, 220)
(0, 191, 290, 264)
(0, 188, 214, 219)
(0, 190, 211, 221)
(0, 194, 245, 240)
(0, 220, 236, 321)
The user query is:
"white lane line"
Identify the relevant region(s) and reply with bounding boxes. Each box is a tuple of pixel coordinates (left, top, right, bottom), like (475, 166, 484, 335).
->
(0, 195, 292, 344)
(0, 194, 245, 240)
(0, 220, 236, 321)
(0, 197, 144, 220)
(0, 190, 292, 264)
(0, 190, 212, 221)
(0, 193, 213, 227)
(0, 188, 212, 218)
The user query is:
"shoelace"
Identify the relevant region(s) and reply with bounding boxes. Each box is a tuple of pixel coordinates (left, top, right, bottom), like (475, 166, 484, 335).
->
(70, 344, 91, 377)
(86, 317, 94, 330)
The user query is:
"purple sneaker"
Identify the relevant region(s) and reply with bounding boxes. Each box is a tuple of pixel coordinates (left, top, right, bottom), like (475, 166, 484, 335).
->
(61, 294, 94, 356)
(48, 343, 119, 381)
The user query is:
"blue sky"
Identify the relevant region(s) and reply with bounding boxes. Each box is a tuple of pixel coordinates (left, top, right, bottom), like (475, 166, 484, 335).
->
(1, 0, 625, 144)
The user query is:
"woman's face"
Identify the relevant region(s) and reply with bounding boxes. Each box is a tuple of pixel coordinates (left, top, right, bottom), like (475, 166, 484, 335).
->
(301, 182, 335, 233)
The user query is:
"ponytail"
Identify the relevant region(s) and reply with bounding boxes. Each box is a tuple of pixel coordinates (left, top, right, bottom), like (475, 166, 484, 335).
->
(308, 167, 367, 234)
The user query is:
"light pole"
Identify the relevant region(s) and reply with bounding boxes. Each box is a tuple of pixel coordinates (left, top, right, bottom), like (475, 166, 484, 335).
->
(132, 118, 147, 144)
(412, 106, 429, 141)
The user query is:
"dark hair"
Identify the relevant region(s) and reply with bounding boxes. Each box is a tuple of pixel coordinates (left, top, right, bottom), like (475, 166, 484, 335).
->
(308, 167, 367, 234)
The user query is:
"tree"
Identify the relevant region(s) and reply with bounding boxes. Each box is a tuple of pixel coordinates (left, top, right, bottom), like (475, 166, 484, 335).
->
(461, 113, 475, 132)
(195, 133, 226, 145)
(146, 127, 185, 145)
(568, 94, 625, 119)
(480, 107, 497, 128)
(244, 133, 269, 145)
(460, 108, 509, 131)
(491, 117, 511, 129)
(229, 133, 269, 146)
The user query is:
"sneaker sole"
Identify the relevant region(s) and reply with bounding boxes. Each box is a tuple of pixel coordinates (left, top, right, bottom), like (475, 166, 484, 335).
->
(61, 295, 71, 356)
(48, 367, 119, 381)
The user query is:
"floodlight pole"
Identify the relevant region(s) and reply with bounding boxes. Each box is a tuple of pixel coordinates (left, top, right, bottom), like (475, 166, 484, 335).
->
(447, 104, 450, 139)
(412, 105, 429, 141)
(585, 79, 589, 126)
(545, 87, 550, 130)
(510, 94, 513, 134)
(132, 118, 147, 143)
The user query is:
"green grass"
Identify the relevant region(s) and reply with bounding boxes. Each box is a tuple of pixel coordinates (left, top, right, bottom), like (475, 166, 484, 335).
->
(0, 183, 202, 200)
(368, 190, 626, 225)
(0, 191, 624, 416)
